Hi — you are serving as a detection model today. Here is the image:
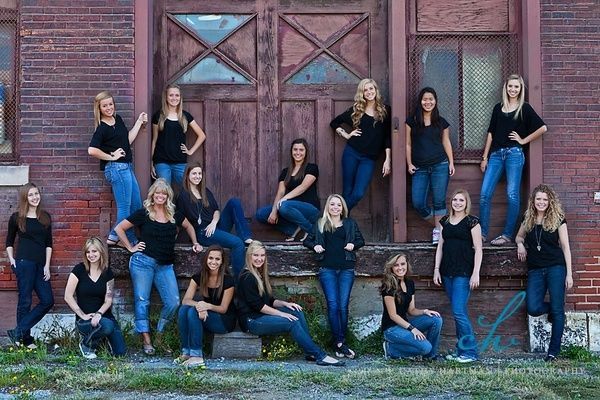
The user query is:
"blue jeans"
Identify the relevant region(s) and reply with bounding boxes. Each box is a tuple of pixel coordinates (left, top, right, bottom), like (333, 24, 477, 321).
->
(319, 268, 355, 344)
(177, 305, 235, 357)
(383, 315, 443, 359)
(198, 198, 251, 277)
(104, 162, 142, 244)
(442, 275, 478, 359)
(411, 160, 449, 219)
(154, 162, 186, 187)
(479, 147, 525, 239)
(77, 317, 127, 356)
(526, 265, 566, 357)
(256, 200, 320, 237)
(129, 252, 180, 334)
(12, 259, 54, 339)
(246, 307, 326, 361)
(341, 144, 375, 210)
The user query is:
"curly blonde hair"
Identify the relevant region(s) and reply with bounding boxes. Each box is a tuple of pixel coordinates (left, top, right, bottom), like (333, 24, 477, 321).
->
(351, 78, 387, 128)
(317, 194, 348, 234)
(522, 184, 565, 233)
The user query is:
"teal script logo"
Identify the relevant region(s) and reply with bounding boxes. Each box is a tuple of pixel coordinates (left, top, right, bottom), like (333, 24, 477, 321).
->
(458, 291, 526, 353)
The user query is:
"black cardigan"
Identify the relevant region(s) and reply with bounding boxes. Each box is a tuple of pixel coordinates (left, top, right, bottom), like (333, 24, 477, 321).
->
(303, 218, 365, 262)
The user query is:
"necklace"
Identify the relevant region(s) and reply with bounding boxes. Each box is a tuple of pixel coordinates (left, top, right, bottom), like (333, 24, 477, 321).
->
(534, 224, 543, 251)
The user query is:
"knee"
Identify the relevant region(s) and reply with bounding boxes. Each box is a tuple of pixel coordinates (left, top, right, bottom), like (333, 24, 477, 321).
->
(278, 202, 293, 216)
(527, 303, 544, 317)
(229, 197, 242, 207)
(419, 341, 433, 356)
(431, 315, 443, 329)
(165, 297, 180, 314)
(100, 319, 115, 335)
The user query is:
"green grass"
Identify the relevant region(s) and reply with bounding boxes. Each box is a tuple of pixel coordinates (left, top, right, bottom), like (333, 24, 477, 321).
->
(1, 349, 599, 399)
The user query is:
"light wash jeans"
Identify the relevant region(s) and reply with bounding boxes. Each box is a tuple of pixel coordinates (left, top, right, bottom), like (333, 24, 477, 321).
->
(129, 252, 180, 333)
(104, 161, 142, 244)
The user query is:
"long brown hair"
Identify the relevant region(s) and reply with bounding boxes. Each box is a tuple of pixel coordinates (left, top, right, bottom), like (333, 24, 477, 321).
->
(93, 91, 114, 129)
(379, 253, 412, 306)
(351, 78, 387, 128)
(522, 184, 565, 233)
(157, 84, 188, 132)
(17, 183, 51, 232)
(244, 241, 271, 296)
(183, 162, 209, 208)
(283, 138, 309, 186)
(82, 236, 109, 273)
(198, 245, 230, 300)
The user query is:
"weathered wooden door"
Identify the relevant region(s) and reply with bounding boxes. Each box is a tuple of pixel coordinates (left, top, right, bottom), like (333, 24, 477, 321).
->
(154, 0, 389, 241)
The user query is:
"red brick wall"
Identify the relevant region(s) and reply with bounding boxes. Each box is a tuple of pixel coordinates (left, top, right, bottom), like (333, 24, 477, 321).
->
(0, 1, 136, 331)
(540, 1, 600, 311)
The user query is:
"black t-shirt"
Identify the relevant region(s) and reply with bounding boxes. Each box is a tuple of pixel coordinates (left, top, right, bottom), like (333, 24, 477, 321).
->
(524, 219, 567, 269)
(71, 262, 115, 320)
(5, 213, 53, 265)
(320, 226, 355, 269)
(278, 163, 320, 209)
(151, 110, 194, 164)
(406, 116, 450, 167)
(191, 274, 236, 318)
(176, 188, 220, 231)
(487, 103, 545, 151)
(126, 208, 185, 264)
(440, 215, 480, 277)
(330, 106, 392, 159)
(380, 279, 415, 332)
(236, 270, 275, 331)
(89, 114, 133, 170)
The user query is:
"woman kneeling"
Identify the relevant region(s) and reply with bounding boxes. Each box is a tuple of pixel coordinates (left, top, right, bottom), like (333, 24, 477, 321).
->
(381, 253, 442, 360)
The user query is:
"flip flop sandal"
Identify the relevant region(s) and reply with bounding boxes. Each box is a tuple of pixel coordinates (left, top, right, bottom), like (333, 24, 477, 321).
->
(142, 344, 155, 356)
(490, 235, 512, 246)
(183, 359, 206, 369)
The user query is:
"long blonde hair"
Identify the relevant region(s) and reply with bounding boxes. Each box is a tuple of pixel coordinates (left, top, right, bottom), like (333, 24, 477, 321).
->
(522, 184, 565, 233)
(501, 74, 525, 120)
(93, 91, 114, 129)
(379, 253, 412, 305)
(244, 241, 272, 296)
(317, 194, 348, 233)
(144, 178, 176, 223)
(351, 78, 387, 127)
(82, 236, 109, 273)
(157, 84, 188, 132)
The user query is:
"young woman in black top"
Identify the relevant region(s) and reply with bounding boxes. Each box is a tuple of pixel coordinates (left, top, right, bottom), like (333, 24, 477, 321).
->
(256, 138, 320, 241)
(176, 245, 236, 367)
(64, 237, 126, 359)
(236, 241, 343, 366)
(177, 162, 253, 277)
(88, 91, 147, 246)
(406, 87, 455, 244)
(433, 189, 482, 363)
(6, 183, 54, 348)
(304, 194, 364, 359)
(115, 178, 202, 355)
(151, 84, 206, 187)
(380, 253, 442, 360)
(330, 78, 391, 211)
(479, 74, 547, 245)
(516, 184, 573, 362)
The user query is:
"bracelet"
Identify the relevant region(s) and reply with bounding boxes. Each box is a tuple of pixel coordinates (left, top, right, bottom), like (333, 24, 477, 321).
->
(406, 324, 415, 331)
(96, 311, 103, 316)
(481, 156, 488, 161)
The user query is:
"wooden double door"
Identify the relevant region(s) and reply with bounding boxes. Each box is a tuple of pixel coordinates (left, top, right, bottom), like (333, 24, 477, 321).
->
(153, 0, 390, 241)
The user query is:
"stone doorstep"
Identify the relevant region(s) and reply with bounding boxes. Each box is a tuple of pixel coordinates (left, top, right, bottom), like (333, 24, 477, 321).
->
(211, 330, 262, 359)
(528, 312, 599, 352)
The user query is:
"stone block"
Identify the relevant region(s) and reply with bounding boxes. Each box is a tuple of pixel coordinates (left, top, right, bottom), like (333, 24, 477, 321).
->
(588, 313, 600, 352)
(528, 312, 588, 352)
(211, 331, 262, 359)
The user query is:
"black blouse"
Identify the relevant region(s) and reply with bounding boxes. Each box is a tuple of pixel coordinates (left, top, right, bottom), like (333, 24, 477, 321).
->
(89, 114, 133, 170)
(523, 219, 567, 270)
(439, 215, 480, 277)
(380, 279, 415, 332)
(278, 163, 320, 209)
(126, 208, 184, 264)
